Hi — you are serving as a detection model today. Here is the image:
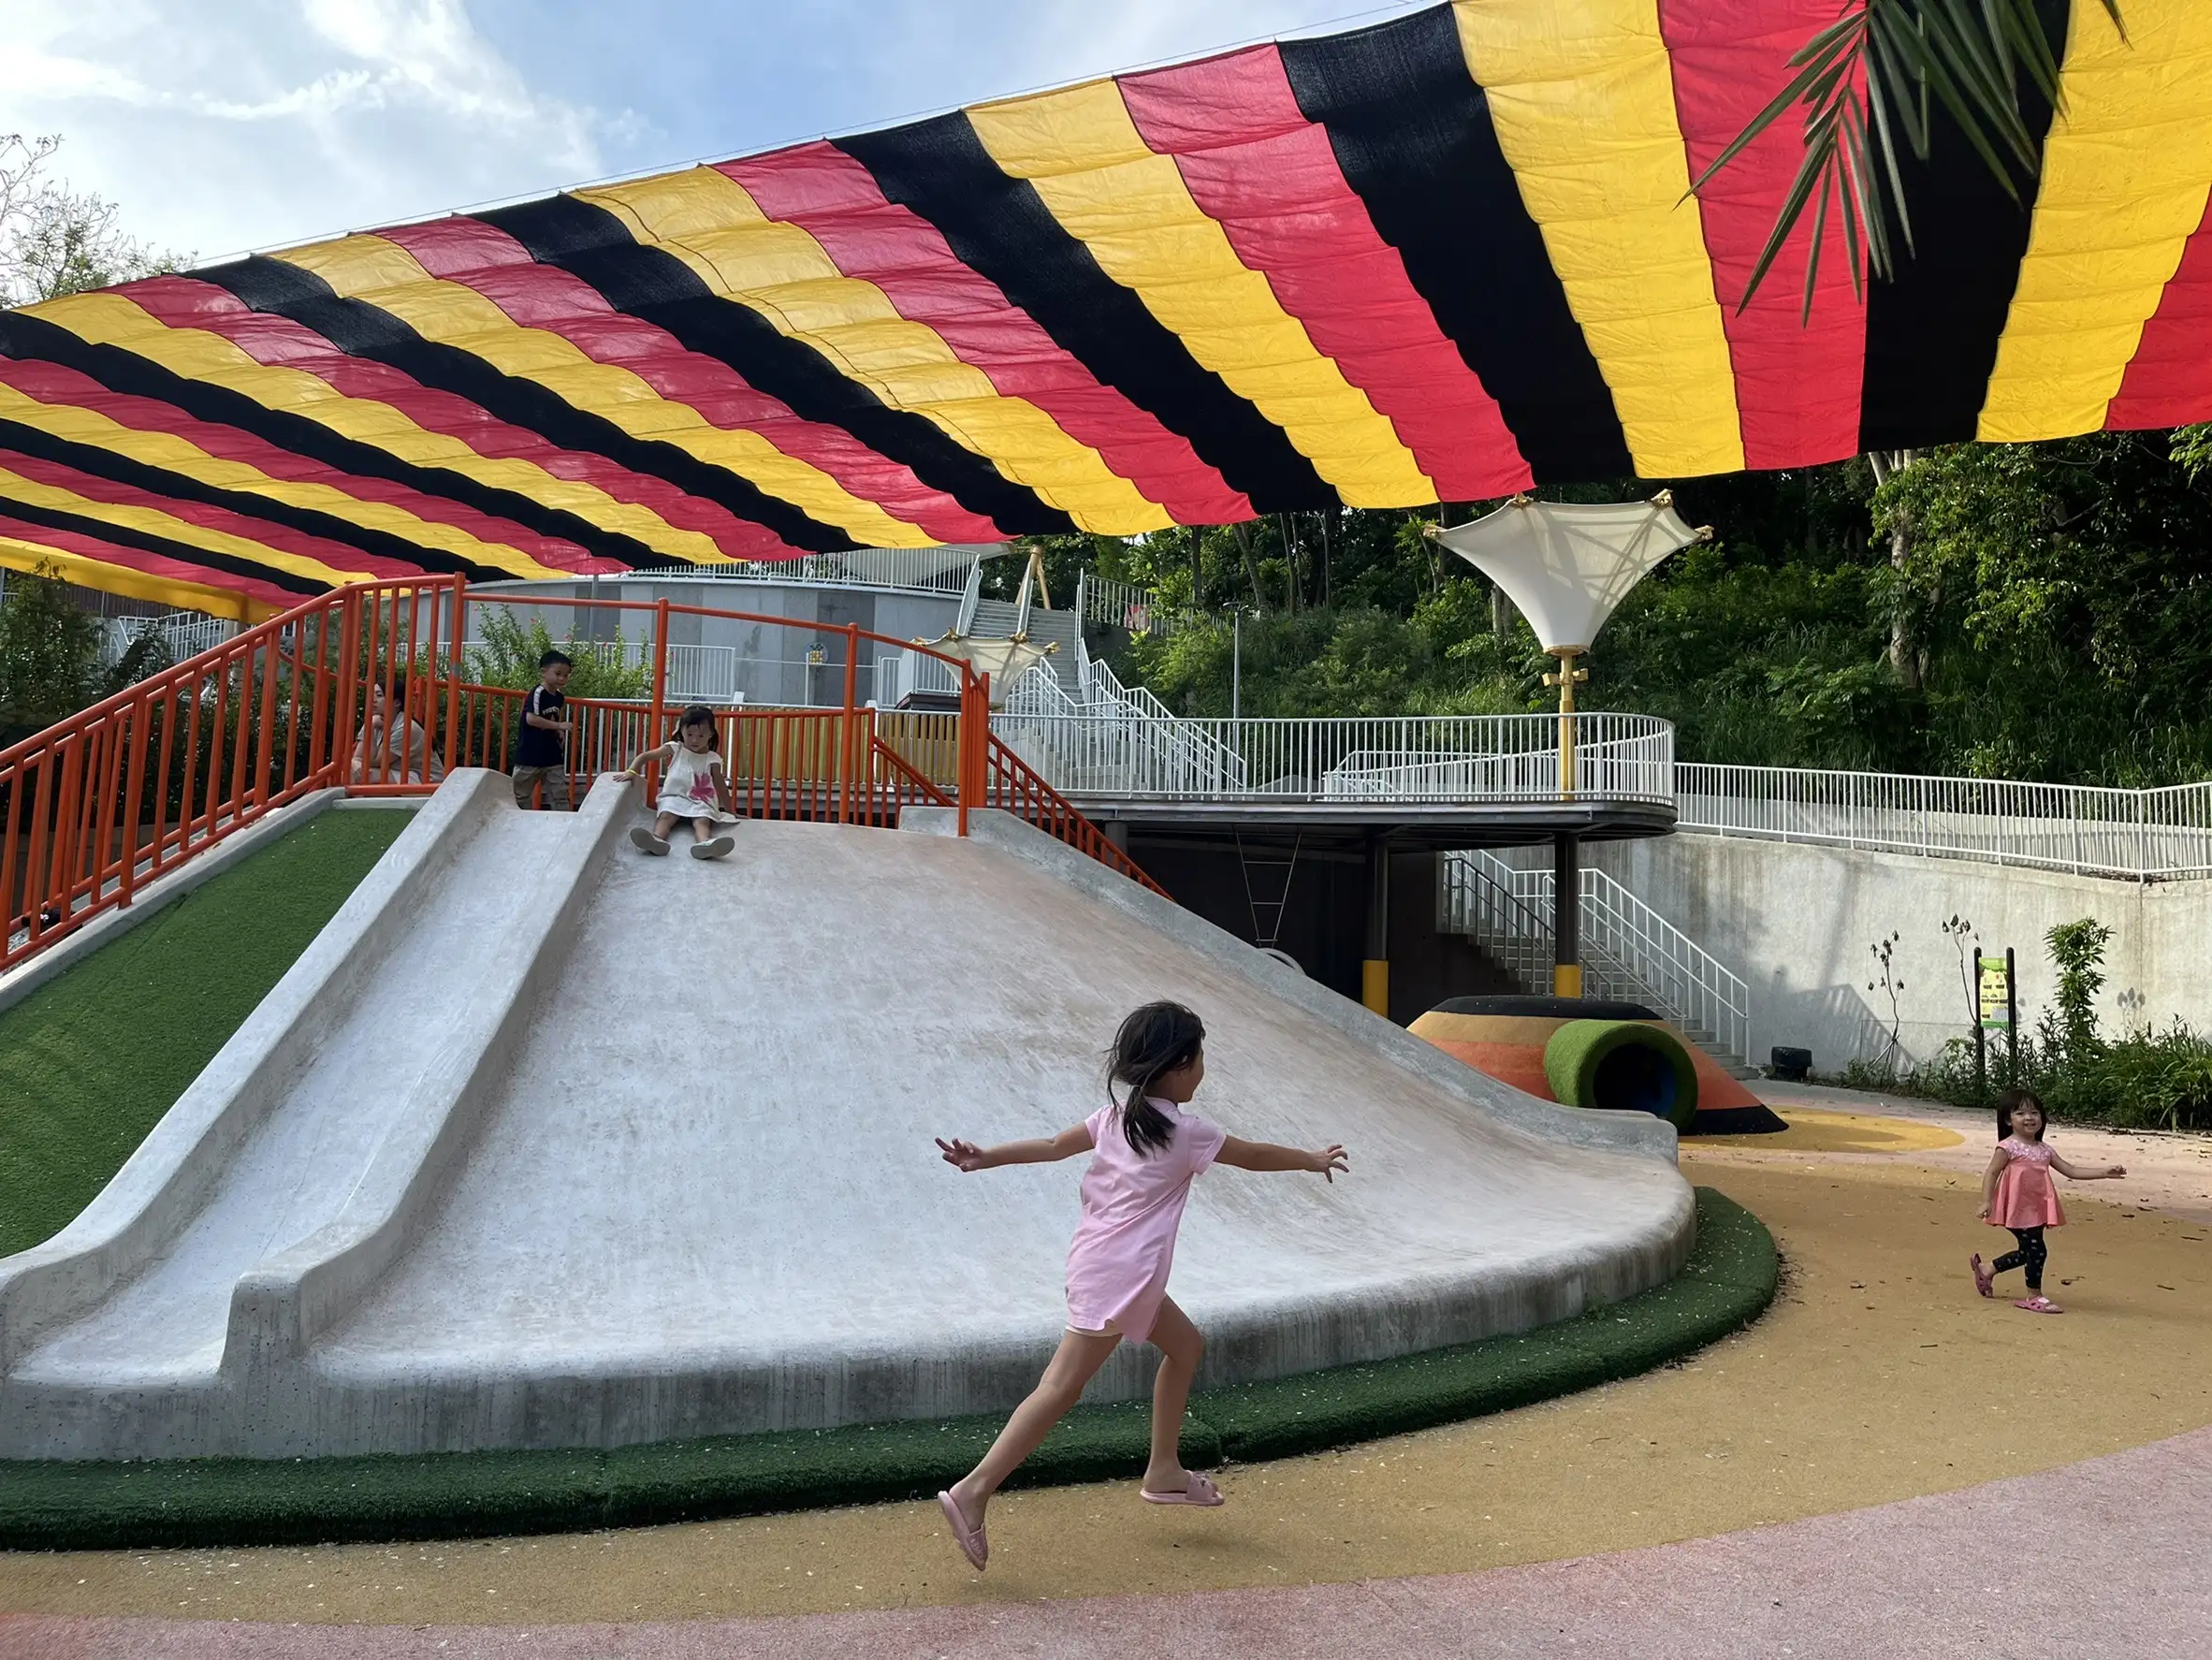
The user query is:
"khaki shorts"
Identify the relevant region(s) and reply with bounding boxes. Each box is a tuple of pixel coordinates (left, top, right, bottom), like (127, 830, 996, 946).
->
(511, 764, 572, 810)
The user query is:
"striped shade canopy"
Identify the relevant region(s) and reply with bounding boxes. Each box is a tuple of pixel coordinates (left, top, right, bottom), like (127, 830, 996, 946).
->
(4, 0, 2210, 617)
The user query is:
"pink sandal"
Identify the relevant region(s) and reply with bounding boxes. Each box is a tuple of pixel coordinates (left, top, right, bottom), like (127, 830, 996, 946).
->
(1141, 1470, 1225, 1507)
(1970, 1254, 1993, 1298)
(938, 1490, 987, 1570)
(2015, 1295, 2063, 1315)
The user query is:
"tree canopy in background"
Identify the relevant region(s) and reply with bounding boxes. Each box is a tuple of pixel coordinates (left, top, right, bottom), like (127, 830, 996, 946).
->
(0, 134, 187, 307)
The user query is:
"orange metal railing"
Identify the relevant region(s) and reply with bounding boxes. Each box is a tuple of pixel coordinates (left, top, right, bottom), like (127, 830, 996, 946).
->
(2, 575, 1157, 971)
(3, 575, 461, 970)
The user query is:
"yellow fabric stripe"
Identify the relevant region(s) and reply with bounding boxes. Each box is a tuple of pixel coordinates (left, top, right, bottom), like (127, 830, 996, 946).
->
(273, 235, 937, 548)
(0, 532, 276, 621)
(1977, 1, 2212, 440)
(1451, 0, 1743, 477)
(575, 167, 1171, 534)
(22, 292, 726, 566)
(0, 382, 567, 580)
(0, 464, 367, 587)
(964, 80, 1434, 510)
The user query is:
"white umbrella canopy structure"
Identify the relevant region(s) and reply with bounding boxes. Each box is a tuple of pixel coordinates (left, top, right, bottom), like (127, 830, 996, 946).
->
(910, 543, 1056, 706)
(909, 633, 1056, 706)
(1431, 493, 1709, 658)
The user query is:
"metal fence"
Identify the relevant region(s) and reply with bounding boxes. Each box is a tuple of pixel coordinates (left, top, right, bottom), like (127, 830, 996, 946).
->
(992, 711, 1673, 804)
(1676, 764, 2212, 881)
(1074, 572, 1201, 639)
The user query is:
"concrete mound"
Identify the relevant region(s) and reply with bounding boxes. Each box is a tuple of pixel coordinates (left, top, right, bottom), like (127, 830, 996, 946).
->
(0, 775, 1692, 1460)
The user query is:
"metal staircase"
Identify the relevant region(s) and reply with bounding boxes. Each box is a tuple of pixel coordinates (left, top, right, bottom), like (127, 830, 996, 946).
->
(1437, 850, 1754, 1074)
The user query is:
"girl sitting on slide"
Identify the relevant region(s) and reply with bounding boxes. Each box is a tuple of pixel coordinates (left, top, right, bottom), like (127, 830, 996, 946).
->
(619, 705, 739, 860)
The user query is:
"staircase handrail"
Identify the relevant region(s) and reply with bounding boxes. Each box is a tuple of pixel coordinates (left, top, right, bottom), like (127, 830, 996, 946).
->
(1438, 850, 1751, 1069)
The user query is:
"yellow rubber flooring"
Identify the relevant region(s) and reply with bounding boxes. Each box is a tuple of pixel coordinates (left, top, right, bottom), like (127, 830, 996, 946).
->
(1696, 1107, 1965, 1154)
(2, 1152, 2206, 1626)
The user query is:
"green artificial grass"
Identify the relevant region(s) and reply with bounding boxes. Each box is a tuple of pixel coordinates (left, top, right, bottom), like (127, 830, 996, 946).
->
(0, 1188, 1775, 1551)
(0, 809, 410, 1260)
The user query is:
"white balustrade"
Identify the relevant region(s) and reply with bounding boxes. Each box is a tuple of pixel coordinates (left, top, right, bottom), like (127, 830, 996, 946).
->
(1677, 763, 2212, 881)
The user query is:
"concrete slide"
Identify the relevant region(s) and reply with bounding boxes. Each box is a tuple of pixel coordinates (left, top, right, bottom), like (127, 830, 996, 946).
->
(0, 773, 1693, 1461)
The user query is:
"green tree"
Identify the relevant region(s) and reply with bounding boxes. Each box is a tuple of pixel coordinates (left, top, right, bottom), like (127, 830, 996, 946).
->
(0, 564, 174, 748)
(1, 133, 187, 307)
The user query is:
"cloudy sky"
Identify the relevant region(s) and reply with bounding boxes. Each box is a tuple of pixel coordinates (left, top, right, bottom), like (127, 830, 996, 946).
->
(4, 0, 1432, 267)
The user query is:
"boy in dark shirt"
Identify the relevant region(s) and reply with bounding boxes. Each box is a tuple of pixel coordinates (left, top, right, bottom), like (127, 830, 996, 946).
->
(513, 649, 574, 809)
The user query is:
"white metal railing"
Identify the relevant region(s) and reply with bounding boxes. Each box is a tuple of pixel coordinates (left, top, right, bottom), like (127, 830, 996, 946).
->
(1075, 571, 1200, 638)
(1439, 850, 1752, 1069)
(99, 612, 238, 668)
(1677, 764, 2212, 881)
(987, 711, 1673, 805)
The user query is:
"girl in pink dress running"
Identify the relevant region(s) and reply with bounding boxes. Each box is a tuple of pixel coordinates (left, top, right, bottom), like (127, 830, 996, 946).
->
(931, 1000, 1347, 1572)
(1971, 1087, 2125, 1314)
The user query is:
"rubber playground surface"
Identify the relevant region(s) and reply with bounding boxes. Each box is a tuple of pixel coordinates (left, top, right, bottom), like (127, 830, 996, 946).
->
(2, 1092, 2207, 1655)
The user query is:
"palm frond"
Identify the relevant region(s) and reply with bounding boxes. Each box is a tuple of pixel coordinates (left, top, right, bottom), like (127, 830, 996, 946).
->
(1691, 0, 2117, 316)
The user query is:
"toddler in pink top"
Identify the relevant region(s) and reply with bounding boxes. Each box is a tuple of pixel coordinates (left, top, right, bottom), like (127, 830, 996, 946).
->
(1971, 1087, 2125, 1314)
(932, 1001, 1348, 1573)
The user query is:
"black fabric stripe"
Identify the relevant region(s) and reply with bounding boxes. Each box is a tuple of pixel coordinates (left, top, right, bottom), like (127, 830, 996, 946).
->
(0, 313, 658, 571)
(0, 497, 327, 597)
(836, 116, 1335, 513)
(475, 196, 1074, 536)
(0, 421, 498, 580)
(1859, 0, 2070, 450)
(203, 255, 858, 557)
(1280, 5, 1632, 484)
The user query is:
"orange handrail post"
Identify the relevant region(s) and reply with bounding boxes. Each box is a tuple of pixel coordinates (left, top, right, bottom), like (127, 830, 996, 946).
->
(301, 599, 332, 784)
(646, 596, 671, 805)
(839, 621, 859, 826)
(251, 622, 280, 809)
(117, 693, 151, 908)
(330, 590, 362, 793)
(443, 575, 467, 777)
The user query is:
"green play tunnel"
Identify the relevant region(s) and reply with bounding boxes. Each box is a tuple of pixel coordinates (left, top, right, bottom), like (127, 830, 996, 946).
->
(1543, 1019, 1700, 1130)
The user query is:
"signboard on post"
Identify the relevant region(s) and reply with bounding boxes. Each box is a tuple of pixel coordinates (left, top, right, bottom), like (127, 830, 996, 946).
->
(1973, 948, 2020, 1103)
(1979, 957, 2013, 1027)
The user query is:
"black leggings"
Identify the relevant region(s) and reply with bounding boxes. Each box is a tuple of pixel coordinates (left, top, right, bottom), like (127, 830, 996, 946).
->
(1993, 1227, 2047, 1292)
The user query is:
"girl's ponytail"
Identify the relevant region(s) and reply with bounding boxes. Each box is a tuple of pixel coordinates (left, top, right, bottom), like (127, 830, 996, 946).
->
(1107, 1002, 1205, 1158)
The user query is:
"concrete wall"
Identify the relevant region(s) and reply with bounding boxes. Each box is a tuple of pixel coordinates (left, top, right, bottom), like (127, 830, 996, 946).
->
(1583, 833, 2212, 1074)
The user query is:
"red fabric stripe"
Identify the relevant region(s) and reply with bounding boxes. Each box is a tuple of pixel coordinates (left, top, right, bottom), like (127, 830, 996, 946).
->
(0, 357, 617, 575)
(1116, 47, 1531, 502)
(1658, 0, 1864, 469)
(372, 218, 1003, 544)
(115, 276, 803, 561)
(0, 448, 414, 579)
(722, 142, 1255, 523)
(0, 511, 308, 609)
(2105, 192, 2212, 430)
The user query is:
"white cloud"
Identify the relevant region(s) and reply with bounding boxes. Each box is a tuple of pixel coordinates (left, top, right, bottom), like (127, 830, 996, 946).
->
(0, 0, 630, 259)
(0, 0, 1423, 267)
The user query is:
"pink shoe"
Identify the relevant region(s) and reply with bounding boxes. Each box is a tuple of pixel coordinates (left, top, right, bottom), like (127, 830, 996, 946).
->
(938, 1490, 986, 1570)
(1970, 1254, 1994, 1298)
(2015, 1295, 2063, 1314)
(1140, 1470, 1225, 1507)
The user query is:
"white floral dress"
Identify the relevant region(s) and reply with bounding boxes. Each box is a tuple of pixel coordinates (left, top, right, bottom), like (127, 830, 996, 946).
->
(655, 743, 738, 825)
